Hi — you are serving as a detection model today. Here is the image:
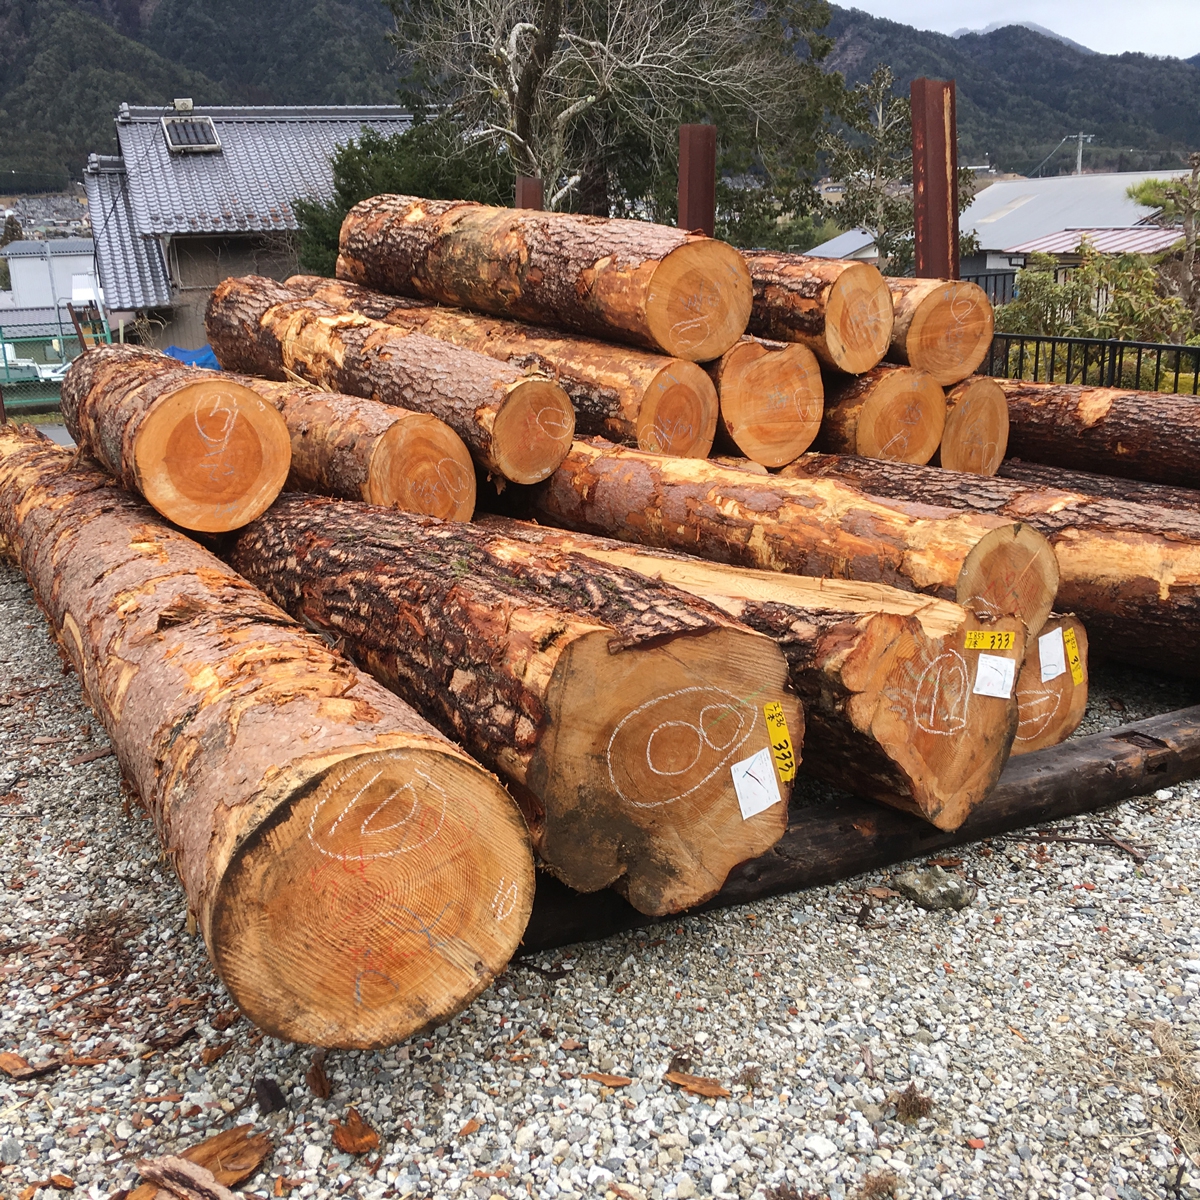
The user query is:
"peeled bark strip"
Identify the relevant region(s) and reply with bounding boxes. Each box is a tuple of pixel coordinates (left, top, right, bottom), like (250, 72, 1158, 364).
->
(480, 518, 1026, 831)
(206, 276, 574, 485)
(0, 426, 533, 1049)
(238, 376, 475, 521)
(818, 365, 947, 464)
(227, 495, 802, 916)
(742, 252, 895, 374)
(998, 459, 1200, 510)
(935, 376, 1009, 475)
(780, 453, 1200, 674)
(517, 439, 1059, 635)
(886, 278, 994, 385)
(707, 337, 824, 468)
(1013, 614, 1089, 756)
(60, 344, 291, 533)
(998, 378, 1200, 487)
(286, 275, 718, 459)
(336, 195, 753, 362)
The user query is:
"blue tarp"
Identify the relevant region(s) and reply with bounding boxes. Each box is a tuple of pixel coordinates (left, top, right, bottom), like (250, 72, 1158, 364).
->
(164, 344, 220, 371)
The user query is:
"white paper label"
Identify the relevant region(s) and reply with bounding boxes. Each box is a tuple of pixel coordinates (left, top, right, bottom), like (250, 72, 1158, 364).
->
(731, 746, 782, 820)
(973, 653, 1017, 699)
(1039, 626, 1067, 683)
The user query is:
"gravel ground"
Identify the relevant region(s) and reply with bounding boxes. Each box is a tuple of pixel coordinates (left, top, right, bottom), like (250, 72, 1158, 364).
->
(2, 557, 1200, 1200)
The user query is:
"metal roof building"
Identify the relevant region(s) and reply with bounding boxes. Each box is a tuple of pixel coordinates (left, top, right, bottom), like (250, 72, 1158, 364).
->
(1004, 227, 1185, 256)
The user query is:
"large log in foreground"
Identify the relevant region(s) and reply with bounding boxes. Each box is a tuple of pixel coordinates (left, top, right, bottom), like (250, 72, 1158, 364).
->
(227, 496, 803, 916)
(60, 344, 291, 533)
(0, 426, 533, 1048)
(998, 378, 1200, 488)
(818, 364, 946, 464)
(337, 195, 753, 362)
(481, 517, 1026, 831)
(515, 440, 1059, 636)
(742, 252, 895, 374)
(885, 278, 994, 385)
(286, 275, 718, 459)
(206, 276, 575, 485)
(522, 705, 1200, 952)
(780, 453, 1200, 675)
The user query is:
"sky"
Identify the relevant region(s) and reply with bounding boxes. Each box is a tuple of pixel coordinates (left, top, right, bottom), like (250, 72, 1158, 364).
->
(840, 0, 1200, 59)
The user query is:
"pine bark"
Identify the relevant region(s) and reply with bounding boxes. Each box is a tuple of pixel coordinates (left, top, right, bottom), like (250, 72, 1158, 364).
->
(934, 376, 1009, 476)
(285, 275, 718, 458)
(60, 344, 291, 533)
(998, 378, 1200, 487)
(226, 495, 802, 916)
(1013, 614, 1089, 756)
(885, 278, 995, 385)
(479, 517, 1025, 831)
(742, 252, 895, 374)
(0, 425, 533, 1049)
(818, 364, 947, 463)
(998, 459, 1200, 510)
(335, 195, 753, 362)
(205, 275, 575, 485)
(511, 439, 1059, 636)
(780, 452, 1200, 674)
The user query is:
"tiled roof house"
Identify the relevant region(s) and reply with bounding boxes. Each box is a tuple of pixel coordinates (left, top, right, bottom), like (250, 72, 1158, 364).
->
(84, 102, 413, 348)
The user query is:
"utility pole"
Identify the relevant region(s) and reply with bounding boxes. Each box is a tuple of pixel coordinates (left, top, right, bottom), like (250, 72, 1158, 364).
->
(1074, 132, 1094, 175)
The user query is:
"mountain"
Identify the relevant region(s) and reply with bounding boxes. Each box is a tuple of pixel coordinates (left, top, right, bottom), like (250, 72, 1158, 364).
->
(950, 22, 1096, 56)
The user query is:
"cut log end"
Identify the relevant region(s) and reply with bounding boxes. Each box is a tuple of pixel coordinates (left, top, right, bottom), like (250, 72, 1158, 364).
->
(212, 746, 533, 1049)
(1013, 615, 1090, 756)
(637, 360, 719, 458)
(956, 522, 1059, 637)
(132, 379, 292, 533)
(899, 280, 994, 385)
(645, 240, 753, 362)
(851, 367, 946, 463)
(936, 376, 1009, 475)
(823, 263, 895, 374)
(530, 626, 800, 916)
(490, 379, 577, 484)
(368, 414, 477, 521)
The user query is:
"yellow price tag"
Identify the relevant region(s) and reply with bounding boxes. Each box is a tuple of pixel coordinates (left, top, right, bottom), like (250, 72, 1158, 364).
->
(964, 629, 1016, 652)
(763, 701, 796, 783)
(1062, 626, 1085, 685)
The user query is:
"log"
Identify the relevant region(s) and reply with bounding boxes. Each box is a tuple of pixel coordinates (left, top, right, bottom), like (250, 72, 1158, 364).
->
(521, 704, 1200, 952)
(742, 252, 895, 374)
(818, 365, 946, 464)
(285, 275, 719, 459)
(779, 452, 1200, 674)
(226, 495, 803, 916)
(336, 195, 753, 362)
(997, 378, 1200, 487)
(236, 375, 476, 521)
(998, 459, 1200, 511)
(1013, 613, 1089, 756)
(934, 376, 1009, 475)
(706, 337, 824, 468)
(0, 426, 533, 1048)
(885, 278, 994, 385)
(60, 344, 291, 533)
(480, 517, 1027, 831)
(512, 439, 1059, 635)
(205, 276, 575, 485)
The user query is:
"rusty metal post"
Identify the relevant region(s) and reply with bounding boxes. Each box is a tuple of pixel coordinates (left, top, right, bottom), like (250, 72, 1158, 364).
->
(515, 176, 545, 210)
(0, 383, 6, 425)
(677, 124, 717, 237)
(911, 78, 959, 279)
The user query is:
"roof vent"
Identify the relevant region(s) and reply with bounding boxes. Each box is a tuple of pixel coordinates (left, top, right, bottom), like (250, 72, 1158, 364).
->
(162, 115, 222, 154)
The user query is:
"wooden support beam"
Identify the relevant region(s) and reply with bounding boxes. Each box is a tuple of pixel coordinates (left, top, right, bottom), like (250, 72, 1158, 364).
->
(521, 705, 1200, 951)
(515, 176, 544, 210)
(678, 124, 717, 237)
(911, 77, 959, 280)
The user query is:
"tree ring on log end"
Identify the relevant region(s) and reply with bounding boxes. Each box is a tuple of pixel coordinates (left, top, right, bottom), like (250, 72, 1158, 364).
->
(823, 262, 895, 374)
(490, 379, 576, 484)
(939, 376, 1009, 475)
(368, 414, 477, 521)
(645, 241, 753, 362)
(637, 361, 718, 458)
(903, 281, 994, 385)
(853, 367, 946, 464)
(956, 522, 1059, 637)
(722, 342, 824, 468)
(212, 747, 534, 1049)
(134, 379, 291, 532)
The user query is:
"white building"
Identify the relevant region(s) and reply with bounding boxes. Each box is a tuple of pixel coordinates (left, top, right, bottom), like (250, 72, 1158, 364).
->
(0, 238, 100, 310)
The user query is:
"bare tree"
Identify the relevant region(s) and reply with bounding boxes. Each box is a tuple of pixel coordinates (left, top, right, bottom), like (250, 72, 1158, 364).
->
(388, 0, 834, 211)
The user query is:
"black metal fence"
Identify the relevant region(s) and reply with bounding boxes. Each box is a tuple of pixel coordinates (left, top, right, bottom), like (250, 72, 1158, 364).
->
(984, 333, 1200, 395)
(962, 271, 1016, 307)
